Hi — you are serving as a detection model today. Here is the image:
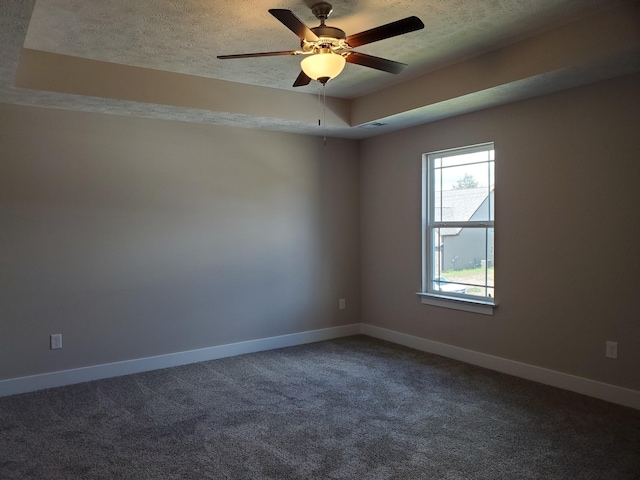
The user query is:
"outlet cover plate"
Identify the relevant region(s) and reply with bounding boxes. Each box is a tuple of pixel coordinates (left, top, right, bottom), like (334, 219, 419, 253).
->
(50, 334, 63, 350)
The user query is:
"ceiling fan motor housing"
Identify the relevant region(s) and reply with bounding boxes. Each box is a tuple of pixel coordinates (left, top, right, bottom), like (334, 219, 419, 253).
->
(308, 3, 345, 51)
(311, 25, 346, 45)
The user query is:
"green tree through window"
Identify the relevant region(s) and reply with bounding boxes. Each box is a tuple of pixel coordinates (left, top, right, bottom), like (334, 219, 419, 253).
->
(452, 173, 479, 189)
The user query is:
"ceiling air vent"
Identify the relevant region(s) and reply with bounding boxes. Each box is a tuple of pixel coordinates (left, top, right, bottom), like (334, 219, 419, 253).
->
(360, 122, 387, 129)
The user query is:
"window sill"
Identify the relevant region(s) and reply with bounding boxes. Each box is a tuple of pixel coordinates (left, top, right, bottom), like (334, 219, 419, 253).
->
(416, 292, 496, 315)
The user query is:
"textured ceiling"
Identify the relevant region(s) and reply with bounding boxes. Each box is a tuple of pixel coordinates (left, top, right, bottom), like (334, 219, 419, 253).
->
(1, 0, 639, 138)
(23, 0, 618, 98)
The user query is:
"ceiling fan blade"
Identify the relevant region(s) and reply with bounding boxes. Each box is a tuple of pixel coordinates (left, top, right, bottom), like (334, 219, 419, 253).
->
(293, 71, 312, 87)
(269, 9, 319, 42)
(345, 52, 407, 74)
(345, 16, 424, 47)
(217, 50, 299, 59)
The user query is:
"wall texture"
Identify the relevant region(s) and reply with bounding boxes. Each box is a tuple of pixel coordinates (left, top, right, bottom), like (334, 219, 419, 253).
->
(360, 74, 640, 391)
(0, 105, 360, 380)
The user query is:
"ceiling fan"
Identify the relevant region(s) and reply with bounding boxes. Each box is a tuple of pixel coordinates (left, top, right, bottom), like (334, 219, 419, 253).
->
(217, 2, 424, 87)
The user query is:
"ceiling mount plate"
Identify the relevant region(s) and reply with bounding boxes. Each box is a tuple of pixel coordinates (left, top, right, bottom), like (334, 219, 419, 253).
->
(312, 2, 333, 21)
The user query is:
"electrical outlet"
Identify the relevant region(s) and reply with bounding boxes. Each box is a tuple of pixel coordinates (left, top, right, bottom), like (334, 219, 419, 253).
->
(339, 298, 346, 310)
(605, 341, 617, 359)
(50, 333, 63, 350)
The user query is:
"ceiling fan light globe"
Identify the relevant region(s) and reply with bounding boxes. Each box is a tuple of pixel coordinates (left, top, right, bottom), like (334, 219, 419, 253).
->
(301, 53, 346, 82)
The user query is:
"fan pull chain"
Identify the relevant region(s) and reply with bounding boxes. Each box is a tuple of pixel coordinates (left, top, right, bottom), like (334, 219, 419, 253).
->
(317, 84, 328, 147)
(317, 87, 322, 127)
(323, 84, 327, 147)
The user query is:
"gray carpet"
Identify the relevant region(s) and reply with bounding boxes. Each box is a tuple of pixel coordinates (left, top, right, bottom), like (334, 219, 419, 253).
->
(1, 335, 639, 479)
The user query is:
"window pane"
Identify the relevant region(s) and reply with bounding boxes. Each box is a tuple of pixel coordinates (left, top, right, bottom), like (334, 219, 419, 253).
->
(434, 167, 491, 222)
(488, 160, 495, 221)
(440, 150, 490, 168)
(432, 226, 494, 298)
(472, 186, 494, 222)
(433, 155, 494, 223)
(433, 167, 443, 222)
(432, 227, 443, 279)
(439, 162, 489, 190)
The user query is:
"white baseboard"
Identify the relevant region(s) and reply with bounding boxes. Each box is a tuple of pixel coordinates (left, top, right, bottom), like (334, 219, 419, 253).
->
(3, 322, 638, 410)
(0, 324, 361, 398)
(361, 324, 640, 410)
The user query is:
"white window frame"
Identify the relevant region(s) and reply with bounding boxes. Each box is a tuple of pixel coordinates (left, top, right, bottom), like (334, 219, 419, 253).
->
(417, 142, 496, 315)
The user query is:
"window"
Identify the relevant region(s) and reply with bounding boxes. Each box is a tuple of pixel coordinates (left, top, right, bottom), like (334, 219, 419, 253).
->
(419, 143, 495, 314)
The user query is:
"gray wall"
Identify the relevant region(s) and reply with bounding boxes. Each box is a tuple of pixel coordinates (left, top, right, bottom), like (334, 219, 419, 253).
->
(0, 104, 360, 380)
(2, 74, 639, 394)
(360, 74, 640, 391)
